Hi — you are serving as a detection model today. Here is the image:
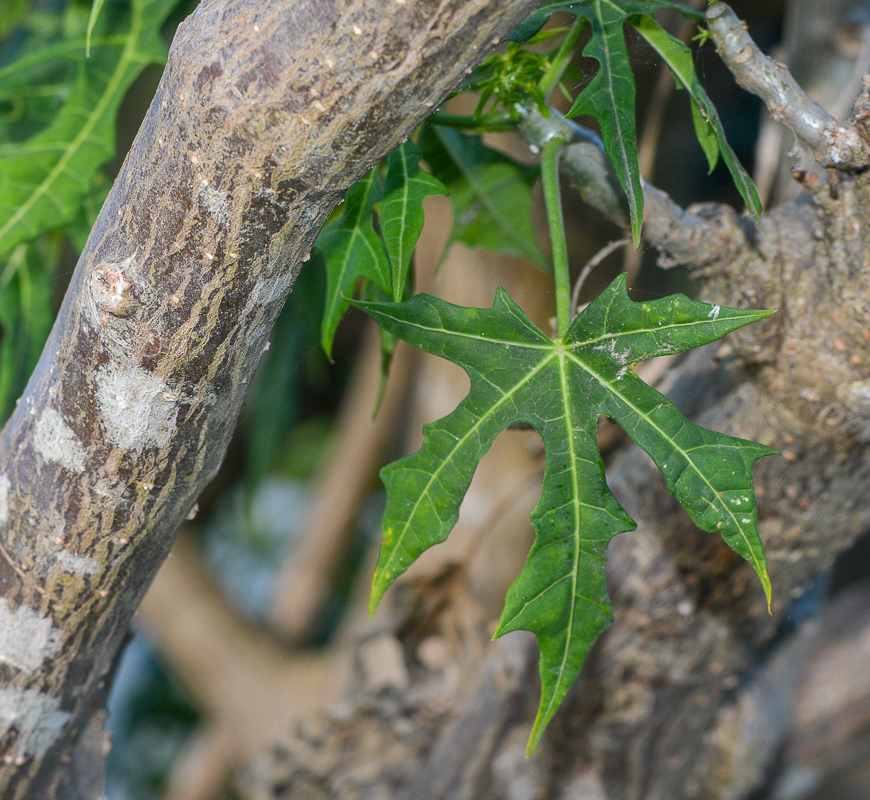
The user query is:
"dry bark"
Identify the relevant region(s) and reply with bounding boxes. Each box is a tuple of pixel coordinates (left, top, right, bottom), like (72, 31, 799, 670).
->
(0, 0, 541, 797)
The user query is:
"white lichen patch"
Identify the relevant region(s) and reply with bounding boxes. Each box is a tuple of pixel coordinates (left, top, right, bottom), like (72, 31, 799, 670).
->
(53, 549, 99, 575)
(33, 409, 86, 473)
(0, 474, 10, 526)
(199, 183, 231, 228)
(95, 363, 178, 451)
(0, 598, 63, 673)
(250, 272, 294, 307)
(0, 688, 70, 760)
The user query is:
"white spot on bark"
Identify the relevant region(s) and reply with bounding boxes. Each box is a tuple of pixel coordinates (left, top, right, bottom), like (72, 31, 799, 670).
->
(53, 550, 99, 575)
(0, 474, 9, 526)
(199, 183, 231, 228)
(95, 363, 178, 451)
(33, 409, 86, 473)
(251, 273, 293, 307)
(0, 599, 63, 673)
(0, 688, 70, 759)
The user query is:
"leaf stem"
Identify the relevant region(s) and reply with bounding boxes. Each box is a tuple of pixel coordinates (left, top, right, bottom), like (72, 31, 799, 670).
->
(430, 110, 515, 131)
(538, 17, 587, 98)
(541, 134, 570, 338)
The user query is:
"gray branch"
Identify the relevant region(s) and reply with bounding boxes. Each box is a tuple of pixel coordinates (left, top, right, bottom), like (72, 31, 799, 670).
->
(0, 0, 539, 796)
(518, 109, 746, 268)
(707, 2, 870, 169)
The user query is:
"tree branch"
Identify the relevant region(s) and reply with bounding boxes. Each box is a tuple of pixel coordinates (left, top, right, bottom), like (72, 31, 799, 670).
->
(707, 2, 870, 169)
(0, 0, 539, 796)
(518, 109, 747, 268)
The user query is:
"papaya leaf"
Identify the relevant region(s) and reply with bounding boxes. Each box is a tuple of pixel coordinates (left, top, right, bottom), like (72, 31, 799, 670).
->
(86, 0, 108, 57)
(317, 167, 390, 357)
(356, 275, 776, 753)
(567, 1, 644, 244)
(506, 0, 702, 43)
(380, 140, 446, 302)
(419, 126, 546, 266)
(630, 15, 762, 221)
(0, 0, 176, 261)
(0, 243, 57, 423)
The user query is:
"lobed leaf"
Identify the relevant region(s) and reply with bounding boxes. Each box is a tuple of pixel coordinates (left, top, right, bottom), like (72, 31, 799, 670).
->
(317, 168, 390, 357)
(506, 0, 702, 43)
(0, 0, 177, 261)
(357, 275, 776, 753)
(419, 126, 546, 265)
(630, 15, 762, 221)
(380, 140, 446, 301)
(566, 1, 644, 244)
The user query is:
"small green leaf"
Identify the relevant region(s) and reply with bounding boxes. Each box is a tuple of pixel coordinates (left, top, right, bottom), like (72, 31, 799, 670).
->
(567, 1, 643, 244)
(380, 140, 446, 301)
(419, 126, 546, 265)
(630, 15, 762, 221)
(317, 168, 390, 357)
(357, 275, 775, 753)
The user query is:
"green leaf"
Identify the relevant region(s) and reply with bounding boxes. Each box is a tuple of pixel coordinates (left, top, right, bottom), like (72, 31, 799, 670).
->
(419, 126, 546, 266)
(380, 140, 446, 302)
(0, 244, 57, 423)
(357, 275, 776, 753)
(86, 0, 108, 57)
(566, 1, 643, 245)
(0, 0, 177, 261)
(507, 0, 702, 44)
(630, 15, 762, 221)
(316, 167, 390, 357)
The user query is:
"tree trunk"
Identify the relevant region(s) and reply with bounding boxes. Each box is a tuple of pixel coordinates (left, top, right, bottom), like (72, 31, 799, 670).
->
(0, 0, 540, 796)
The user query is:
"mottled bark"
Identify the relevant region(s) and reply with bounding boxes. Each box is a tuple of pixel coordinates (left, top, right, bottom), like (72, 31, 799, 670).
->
(0, 0, 540, 796)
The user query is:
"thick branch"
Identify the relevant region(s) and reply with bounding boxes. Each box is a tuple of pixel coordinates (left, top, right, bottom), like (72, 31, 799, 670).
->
(0, 0, 539, 796)
(518, 109, 746, 267)
(707, 2, 870, 169)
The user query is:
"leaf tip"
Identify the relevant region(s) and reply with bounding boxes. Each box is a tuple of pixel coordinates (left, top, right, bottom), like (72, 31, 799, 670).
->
(761, 567, 772, 614)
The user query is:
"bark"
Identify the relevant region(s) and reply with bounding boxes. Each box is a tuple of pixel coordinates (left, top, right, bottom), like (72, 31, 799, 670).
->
(0, 0, 540, 796)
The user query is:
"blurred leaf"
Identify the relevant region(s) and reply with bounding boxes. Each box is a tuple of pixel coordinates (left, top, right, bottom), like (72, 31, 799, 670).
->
(246, 255, 326, 489)
(419, 125, 546, 265)
(0, 0, 177, 261)
(317, 167, 390, 358)
(380, 140, 446, 301)
(0, 242, 57, 422)
(0, 0, 30, 39)
(630, 15, 762, 220)
(86, 0, 108, 57)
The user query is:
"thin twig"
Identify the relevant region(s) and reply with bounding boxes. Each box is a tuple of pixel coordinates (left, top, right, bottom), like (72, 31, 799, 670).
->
(0, 540, 44, 595)
(571, 238, 631, 317)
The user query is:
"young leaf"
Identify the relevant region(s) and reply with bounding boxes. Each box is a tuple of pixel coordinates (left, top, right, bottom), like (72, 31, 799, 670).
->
(566, 1, 644, 245)
(380, 140, 447, 302)
(630, 15, 762, 221)
(419, 126, 546, 266)
(357, 275, 776, 753)
(0, 0, 177, 261)
(317, 167, 390, 357)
